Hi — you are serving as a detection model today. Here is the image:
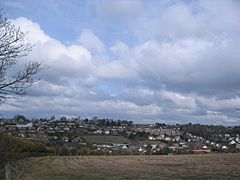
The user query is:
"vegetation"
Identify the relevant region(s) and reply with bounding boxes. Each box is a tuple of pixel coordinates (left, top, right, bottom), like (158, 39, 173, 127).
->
(180, 124, 240, 143)
(84, 118, 133, 127)
(82, 135, 131, 144)
(128, 131, 149, 141)
(0, 134, 52, 178)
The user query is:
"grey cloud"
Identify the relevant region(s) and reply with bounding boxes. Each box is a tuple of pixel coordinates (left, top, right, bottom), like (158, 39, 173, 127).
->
(128, 36, 240, 97)
(131, 0, 240, 41)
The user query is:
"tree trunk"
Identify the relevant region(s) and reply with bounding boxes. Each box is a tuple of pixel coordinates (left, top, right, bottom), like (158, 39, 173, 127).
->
(5, 163, 11, 180)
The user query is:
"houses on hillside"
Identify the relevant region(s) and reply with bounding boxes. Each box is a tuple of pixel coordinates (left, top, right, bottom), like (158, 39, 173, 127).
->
(1, 117, 240, 155)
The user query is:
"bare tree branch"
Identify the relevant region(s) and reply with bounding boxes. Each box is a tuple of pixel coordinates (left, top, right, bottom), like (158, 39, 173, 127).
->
(0, 11, 44, 101)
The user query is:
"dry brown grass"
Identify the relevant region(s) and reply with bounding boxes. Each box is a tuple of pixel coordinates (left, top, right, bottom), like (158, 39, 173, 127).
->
(14, 153, 240, 180)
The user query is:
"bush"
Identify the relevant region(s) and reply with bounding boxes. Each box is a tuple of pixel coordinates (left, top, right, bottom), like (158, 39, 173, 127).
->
(78, 148, 91, 156)
(0, 134, 50, 167)
(59, 148, 70, 156)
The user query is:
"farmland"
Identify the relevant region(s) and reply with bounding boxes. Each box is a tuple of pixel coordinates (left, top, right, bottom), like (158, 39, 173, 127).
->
(12, 153, 240, 180)
(82, 135, 131, 144)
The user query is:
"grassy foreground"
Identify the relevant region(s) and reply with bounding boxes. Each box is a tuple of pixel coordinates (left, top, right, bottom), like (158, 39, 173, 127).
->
(13, 153, 240, 180)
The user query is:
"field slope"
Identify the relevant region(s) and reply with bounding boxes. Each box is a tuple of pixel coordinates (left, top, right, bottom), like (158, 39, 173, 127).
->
(13, 153, 240, 180)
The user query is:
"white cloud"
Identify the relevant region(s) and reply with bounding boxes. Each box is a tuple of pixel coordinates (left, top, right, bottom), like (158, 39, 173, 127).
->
(78, 29, 106, 55)
(110, 41, 129, 57)
(160, 90, 197, 110)
(13, 17, 50, 43)
(96, 61, 137, 80)
(131, 39, 213, 84)
(12, 17, 96, 84)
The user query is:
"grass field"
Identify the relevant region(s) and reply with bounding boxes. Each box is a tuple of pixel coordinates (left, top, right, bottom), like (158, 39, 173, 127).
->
(82, 135, 131, 144)
(13, 153, 240, 180)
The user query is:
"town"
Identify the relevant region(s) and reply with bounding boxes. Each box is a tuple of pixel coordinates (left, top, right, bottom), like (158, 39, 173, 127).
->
(1, 115, 240, 156)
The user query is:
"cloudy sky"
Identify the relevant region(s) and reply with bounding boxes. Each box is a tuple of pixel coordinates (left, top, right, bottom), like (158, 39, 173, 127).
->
(1, 0, 240, 125)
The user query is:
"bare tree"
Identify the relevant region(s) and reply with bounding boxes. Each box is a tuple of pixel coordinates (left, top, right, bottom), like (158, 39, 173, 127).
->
(0, 11, 45, 178)
(0, 12, 44, 101)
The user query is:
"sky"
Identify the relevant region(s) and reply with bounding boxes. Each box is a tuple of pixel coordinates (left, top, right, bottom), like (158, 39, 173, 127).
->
(0, 0, 240, 125)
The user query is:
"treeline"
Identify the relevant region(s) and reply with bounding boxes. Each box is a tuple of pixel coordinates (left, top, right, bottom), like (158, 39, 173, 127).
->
(128, 131, 150, 141)
(83, 118, 133, 127)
